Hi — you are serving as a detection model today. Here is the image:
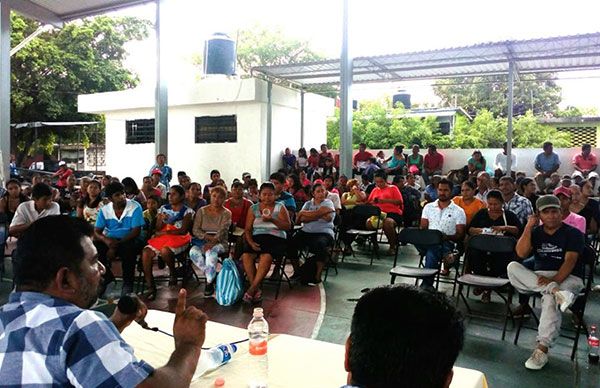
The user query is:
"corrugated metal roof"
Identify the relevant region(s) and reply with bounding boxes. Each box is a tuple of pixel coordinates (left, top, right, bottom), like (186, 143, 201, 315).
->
(10, 0, 154, 25)
(252, 33, 600, 86)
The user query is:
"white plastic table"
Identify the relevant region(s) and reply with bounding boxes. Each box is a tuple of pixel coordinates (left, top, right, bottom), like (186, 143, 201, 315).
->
(122, 310, 488, 388)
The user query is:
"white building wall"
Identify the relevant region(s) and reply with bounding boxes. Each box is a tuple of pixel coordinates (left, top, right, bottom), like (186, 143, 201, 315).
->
(361, 147, 599, 177)
(79, 77, 333, 187)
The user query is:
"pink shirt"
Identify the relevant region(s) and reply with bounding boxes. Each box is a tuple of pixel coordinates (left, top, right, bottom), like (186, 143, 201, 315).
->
(573, 153, 598, 171)
(563, 212, 586, 234)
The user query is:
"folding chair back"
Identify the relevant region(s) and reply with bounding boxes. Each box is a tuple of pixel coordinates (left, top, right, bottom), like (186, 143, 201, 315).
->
(467, 234, 517, 254)
(398, 227, 443, 247)
(351, 205, 382, 225)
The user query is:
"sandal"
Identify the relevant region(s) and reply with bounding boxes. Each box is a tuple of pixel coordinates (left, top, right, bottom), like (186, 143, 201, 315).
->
(243, 292, 253, 303)
(253, 289, 263, 303)
(481, 290, 491, 304)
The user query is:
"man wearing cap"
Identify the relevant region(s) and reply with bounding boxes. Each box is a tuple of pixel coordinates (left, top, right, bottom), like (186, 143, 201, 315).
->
(572, 143, 597, 178)
(507, 194, 585, 370)
(534, 142, 561, 192)
(553, 186, 586, 233)
(571, 170, 584, 186)
(94, 182, 145, 296)
(151, 168, 167, 199)
(475, 171, 491, 203)
(148, 153, 172, 190)
(52, 161, 73, 191)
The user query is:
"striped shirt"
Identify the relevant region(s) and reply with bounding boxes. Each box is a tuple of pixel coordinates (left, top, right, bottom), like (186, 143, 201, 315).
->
(95, 199, 145, 239)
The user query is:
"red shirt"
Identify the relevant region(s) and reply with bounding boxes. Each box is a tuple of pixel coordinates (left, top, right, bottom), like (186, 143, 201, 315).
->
(573, 153, 598, 171)
(307, 155, 320, 168)
(424, 152, 444, 172)
(225, 198, 253, 228)
(368, 185, 403, 215)
(54, 168, 73, 188)
(353, 151, 373, 165)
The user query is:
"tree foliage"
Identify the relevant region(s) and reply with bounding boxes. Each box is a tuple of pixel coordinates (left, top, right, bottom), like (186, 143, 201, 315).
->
(433, 73, 562, 118)
(327, 100, 571, 150)
(10, 13, 151, 157)
(236, 25, 325, 73)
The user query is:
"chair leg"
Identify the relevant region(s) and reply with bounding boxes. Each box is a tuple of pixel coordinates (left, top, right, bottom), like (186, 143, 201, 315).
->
(390, 274, 396, 285)
(571, 313, 586, 361)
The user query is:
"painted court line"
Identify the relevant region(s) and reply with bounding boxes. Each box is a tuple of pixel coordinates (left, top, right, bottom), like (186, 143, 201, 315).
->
(310, 282, 327, 339)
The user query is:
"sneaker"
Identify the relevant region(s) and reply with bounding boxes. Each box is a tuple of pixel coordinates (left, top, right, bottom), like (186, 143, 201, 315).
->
(554, 290, 576, 312)
(525, 348, 548, 370)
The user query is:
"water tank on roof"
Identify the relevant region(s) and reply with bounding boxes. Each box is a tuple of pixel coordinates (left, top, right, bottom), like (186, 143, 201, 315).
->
(204, 33, 236, 76)
(393, 91, 411, 109)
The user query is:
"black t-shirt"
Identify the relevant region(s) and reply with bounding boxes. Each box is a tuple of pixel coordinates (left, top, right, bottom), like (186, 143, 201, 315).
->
(469, 208, 522, 235)
(531, 223, 585, 278)
(577, 198, 600, 230)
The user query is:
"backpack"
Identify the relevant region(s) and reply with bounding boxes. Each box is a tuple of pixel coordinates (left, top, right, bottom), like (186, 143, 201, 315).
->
(215, 257, 244, 306)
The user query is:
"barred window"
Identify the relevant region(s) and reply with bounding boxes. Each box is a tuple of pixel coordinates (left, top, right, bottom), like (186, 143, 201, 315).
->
(125, 119, 155, 144)
(195, 115, 237, 143)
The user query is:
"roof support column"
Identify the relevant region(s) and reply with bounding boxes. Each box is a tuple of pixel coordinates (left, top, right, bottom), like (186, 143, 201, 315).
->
(300, 90, 305, 148)
(339, 0, 353, 178)
(0, 1, 11, 183)
(264, 80, 273, 181)
(506, 61, 515, 174)
(154, 0, 168, 158)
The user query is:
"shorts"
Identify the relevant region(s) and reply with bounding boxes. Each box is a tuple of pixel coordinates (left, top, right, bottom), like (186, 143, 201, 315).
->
(386, 212, 403, 226)
(243, 234, 287, 258)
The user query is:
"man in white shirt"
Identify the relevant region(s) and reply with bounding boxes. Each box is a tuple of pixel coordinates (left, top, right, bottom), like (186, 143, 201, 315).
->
(9, 183, 60, 237)
(419, 178, 466, 289)
(494, 142, 517, 176)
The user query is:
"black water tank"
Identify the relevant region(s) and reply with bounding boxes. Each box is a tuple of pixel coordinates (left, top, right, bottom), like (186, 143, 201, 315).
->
(393, 91, 411, 109)
(204, 33, 236, 75)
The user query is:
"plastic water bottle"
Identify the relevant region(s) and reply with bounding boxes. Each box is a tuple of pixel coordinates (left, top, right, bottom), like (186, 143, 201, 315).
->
(247, 307, 269, 388)
(195, 343, 238, 377)
(588, 325, 599, 364)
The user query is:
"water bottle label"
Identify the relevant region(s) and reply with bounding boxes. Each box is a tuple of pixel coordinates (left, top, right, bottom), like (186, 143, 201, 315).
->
(588, 337, 599, 347)
(249, 340, 267, 356)
(217, 344, 232, 363)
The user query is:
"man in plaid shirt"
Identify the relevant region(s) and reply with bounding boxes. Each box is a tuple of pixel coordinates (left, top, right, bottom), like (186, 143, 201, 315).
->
(499, 176, 534, 225)
(0, 216, 208, 387)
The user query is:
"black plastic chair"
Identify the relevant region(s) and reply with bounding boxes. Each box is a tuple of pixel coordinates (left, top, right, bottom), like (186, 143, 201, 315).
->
(513, 245, 596, 360)
(390, 228, 443, 289)
(455, 234, 517, 340)
(342, 204, 382, 265)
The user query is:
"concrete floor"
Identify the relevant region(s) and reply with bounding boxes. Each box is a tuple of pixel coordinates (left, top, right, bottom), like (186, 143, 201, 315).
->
(317, 244, 600, 388)
(2, 242, 600, 387)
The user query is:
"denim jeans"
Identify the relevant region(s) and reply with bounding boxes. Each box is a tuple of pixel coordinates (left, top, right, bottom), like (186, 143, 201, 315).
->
(416, 241, 455, 287)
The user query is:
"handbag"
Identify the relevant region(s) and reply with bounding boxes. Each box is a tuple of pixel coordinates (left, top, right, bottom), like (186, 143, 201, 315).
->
(215, 257, 243, 306)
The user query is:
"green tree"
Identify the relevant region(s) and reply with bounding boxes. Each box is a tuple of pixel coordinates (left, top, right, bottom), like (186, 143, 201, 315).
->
(236, 25, 325, 73)
(10, 13, 151, 158)
(512, 111, 571, 148)
(433, 73, 562, 118)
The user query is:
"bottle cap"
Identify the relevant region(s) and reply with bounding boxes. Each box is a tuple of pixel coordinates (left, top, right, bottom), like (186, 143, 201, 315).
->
(253, 307, 264, 317)
(214, 377, 225, 386)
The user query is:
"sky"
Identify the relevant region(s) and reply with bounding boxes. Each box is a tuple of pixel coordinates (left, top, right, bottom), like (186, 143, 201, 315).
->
(114, 0, 600, 110)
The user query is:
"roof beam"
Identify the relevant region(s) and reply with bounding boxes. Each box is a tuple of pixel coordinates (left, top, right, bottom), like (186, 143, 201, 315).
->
(59, 0, 155, 22)
(7, 0, 63, 27)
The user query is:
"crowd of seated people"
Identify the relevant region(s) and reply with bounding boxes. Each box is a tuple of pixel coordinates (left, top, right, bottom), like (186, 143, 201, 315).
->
(3, 141, 599, 371)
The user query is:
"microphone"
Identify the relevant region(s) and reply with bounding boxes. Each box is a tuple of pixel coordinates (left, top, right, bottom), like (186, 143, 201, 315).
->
(117, 293, 155, 331)
(117, 294, 173, 337)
